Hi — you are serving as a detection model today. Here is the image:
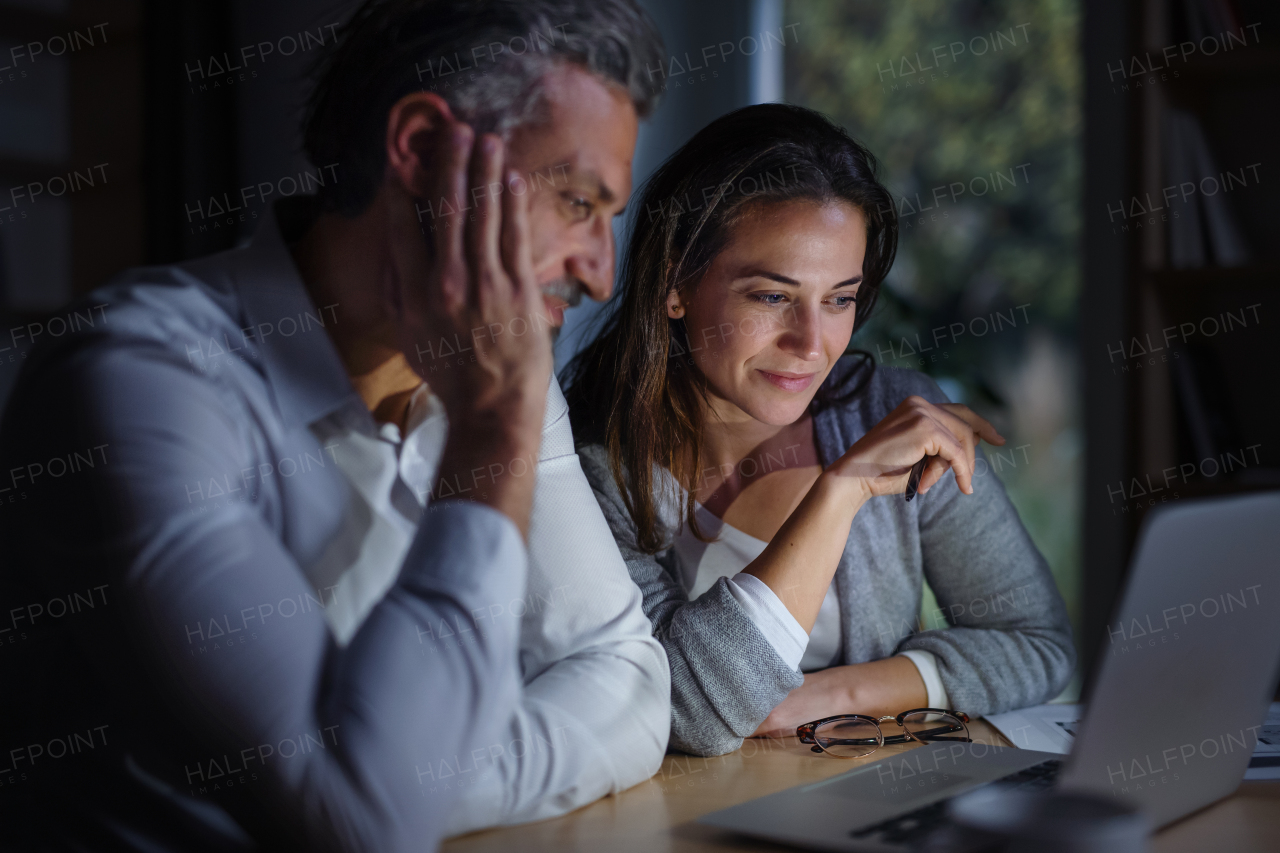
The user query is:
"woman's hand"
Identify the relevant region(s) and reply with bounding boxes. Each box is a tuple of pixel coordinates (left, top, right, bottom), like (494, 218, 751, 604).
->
(751, 657, 929, 738)
(752, 667, 855, 738)
(826, 396, 1004, 503)
(740, 397, 1001, 631)
(741, 398, 1000, 631)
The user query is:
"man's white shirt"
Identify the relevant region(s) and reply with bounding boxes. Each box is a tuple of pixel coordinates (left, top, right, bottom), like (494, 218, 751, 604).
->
(306, 376, 670, 834)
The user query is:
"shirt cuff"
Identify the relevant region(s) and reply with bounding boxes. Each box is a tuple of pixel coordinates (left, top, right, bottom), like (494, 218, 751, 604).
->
(725, 573, 808, 671)
(899, 649, 950, 710)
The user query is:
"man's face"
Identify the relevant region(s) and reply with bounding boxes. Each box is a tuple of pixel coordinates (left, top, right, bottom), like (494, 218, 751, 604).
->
(504, 64, 639, 327)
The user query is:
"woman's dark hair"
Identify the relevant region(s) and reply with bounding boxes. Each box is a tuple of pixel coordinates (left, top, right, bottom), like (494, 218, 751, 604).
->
(563, 102, 897, 553)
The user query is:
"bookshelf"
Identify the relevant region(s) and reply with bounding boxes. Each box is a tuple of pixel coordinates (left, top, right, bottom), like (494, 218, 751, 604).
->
(1132, 0, 1279, 480)
(1082, 0, 1279, 683)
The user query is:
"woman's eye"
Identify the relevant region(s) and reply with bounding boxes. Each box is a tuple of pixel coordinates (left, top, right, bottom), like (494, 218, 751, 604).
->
(827, 292, 858, 310)
(751, 293, 787, 305)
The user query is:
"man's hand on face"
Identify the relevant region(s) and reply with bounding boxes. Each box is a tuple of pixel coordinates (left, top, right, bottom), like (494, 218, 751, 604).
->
(385, 117, 552, 538)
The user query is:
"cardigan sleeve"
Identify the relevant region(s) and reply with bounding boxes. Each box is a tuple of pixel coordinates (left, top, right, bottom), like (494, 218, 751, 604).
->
(888, 371, 1076, 715)
(577, 445, 804, 757)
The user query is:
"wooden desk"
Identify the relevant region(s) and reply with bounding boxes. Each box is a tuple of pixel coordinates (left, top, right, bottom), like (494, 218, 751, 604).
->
(442, 720, 1280, 852)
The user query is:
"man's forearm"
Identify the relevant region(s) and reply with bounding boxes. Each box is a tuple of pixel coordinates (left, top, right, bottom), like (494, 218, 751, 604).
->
(444, 654, 666, 835)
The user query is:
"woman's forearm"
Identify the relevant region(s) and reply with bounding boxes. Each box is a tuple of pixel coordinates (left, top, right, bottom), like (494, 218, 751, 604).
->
(838, 656, 929, 716)
(753, 656, 929, 737)
(741, 471, 868, 631)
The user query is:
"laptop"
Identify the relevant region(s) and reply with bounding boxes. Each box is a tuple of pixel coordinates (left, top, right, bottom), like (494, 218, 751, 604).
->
(698, 490, 1280, 850)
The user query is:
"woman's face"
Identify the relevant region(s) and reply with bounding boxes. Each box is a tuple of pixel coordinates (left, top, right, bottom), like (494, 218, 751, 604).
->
(668, 199, 867, 427)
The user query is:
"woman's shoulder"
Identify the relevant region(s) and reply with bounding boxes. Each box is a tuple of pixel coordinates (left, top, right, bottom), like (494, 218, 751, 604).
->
(576, 442, 683, 540)
(826, 357, 951, 410)
(576, 443, 638, 532)
(577, 442, 612, 487)
(868, 363, 950, 404)
(815, 359, 953, 454)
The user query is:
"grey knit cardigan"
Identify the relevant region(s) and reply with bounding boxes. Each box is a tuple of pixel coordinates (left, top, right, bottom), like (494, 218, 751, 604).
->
(577, 360, 1075, 757)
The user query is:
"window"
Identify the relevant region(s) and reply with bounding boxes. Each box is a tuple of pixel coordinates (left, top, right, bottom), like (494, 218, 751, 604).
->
(786, 0, 1083, 689)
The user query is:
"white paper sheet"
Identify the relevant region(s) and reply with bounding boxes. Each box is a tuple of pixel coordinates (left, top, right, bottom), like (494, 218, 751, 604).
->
(1246, 702, 1280, 781)
(985, 703, 1080, 754)
(984, 702, 1280, 781)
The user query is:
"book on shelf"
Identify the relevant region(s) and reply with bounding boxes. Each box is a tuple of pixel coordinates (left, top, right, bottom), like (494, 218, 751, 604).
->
(1179, 0, 1243, 42)
(1162, 107, 1252, 269)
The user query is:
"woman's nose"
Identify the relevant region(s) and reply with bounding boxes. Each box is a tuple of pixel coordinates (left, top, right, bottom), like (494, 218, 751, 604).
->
(777, 303, 823, 361)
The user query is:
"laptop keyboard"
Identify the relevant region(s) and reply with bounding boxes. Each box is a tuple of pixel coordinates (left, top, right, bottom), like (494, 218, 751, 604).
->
(849, 759, 1063, 846)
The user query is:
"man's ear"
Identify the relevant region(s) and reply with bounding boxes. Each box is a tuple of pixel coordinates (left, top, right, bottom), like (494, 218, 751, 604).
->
(666, 288, 685, 319)
(385, 91, 456, 197)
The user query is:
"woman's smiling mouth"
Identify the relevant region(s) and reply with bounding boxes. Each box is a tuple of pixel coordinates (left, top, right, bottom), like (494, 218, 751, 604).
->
(757, 369, 818, 392)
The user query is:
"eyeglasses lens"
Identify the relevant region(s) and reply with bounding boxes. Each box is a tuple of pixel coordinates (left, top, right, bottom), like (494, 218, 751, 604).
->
(814, 718, 883, 758)
(901, 711, 969, 744)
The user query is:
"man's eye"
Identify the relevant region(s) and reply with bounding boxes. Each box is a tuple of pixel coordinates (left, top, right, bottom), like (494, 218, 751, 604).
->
(563, 194, 593, 221)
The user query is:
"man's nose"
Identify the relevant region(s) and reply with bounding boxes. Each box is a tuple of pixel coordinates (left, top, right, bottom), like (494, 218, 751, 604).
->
(566, 218, 615, 303)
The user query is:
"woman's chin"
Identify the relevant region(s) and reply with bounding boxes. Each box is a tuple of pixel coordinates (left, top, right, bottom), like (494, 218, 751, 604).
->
(738, 398, 813, 427)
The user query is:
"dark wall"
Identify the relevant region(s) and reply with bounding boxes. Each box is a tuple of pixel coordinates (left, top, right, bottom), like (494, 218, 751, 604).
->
(142, 0, 359, 263)
(1079, 0, 1136, 694)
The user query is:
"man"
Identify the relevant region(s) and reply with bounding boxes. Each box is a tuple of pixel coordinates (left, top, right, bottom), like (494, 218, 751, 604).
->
(0, 1, 668, 850)
(297, 0, 670, 834)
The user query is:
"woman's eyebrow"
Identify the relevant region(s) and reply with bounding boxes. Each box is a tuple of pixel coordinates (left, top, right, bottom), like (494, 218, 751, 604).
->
(735, 269, 865, 288)
(736, 268, 800, 285)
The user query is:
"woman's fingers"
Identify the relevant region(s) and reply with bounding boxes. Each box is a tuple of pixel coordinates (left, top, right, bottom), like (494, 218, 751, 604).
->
(921, 408, 974, 484)
(837, 396, 1001, 498)
(898, 397, 970, 495)
(919, 425, 973, 495)
(921, 402, 1008, 495)
(940, 403, 1005, 446)
(917, 454, 957, 496)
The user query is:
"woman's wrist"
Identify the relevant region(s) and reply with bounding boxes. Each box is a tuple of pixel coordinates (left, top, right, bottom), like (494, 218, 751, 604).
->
(834, 665, 866, 714)
(836, 657, 930, 718)
(814, 467, 872, 514)
(797, 665, 863, 716)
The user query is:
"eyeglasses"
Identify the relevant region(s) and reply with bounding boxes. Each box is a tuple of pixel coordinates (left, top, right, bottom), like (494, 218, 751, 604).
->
(797, 709, 972, 758)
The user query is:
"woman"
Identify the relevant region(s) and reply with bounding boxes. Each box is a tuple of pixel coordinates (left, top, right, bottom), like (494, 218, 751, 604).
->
(564, 103, 1073, 757)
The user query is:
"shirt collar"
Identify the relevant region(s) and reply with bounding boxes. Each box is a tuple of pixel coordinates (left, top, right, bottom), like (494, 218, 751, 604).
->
(230, 199, 364, 430)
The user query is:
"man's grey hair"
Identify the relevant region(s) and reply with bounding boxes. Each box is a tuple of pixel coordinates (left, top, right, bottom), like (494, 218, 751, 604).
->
(303, 0, 666, 216)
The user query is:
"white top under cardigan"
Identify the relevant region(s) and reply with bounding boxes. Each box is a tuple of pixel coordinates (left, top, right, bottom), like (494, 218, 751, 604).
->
(672, 503, 950, 709)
